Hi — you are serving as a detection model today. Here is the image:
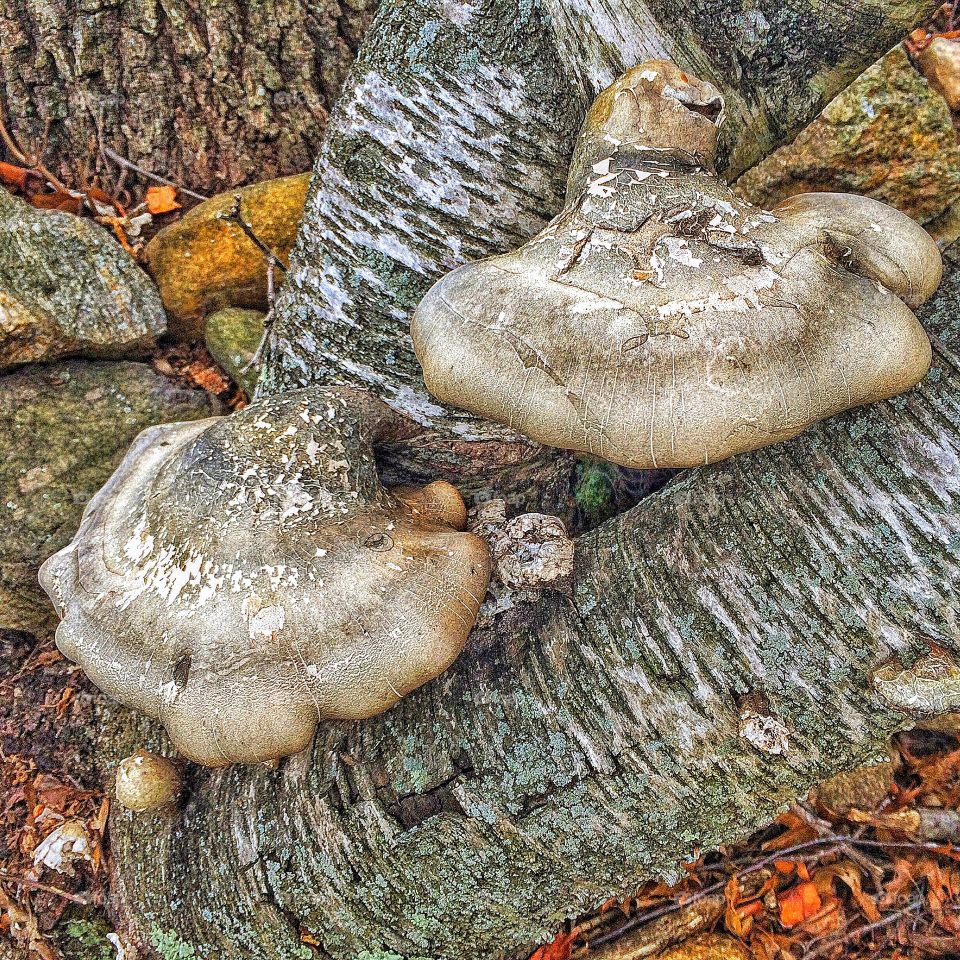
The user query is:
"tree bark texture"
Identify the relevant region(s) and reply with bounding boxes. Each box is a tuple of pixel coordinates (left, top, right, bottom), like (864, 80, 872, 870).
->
(0, 0, 376, 196)
(261, 0, 936, 510)
(105, 243, 960, 960)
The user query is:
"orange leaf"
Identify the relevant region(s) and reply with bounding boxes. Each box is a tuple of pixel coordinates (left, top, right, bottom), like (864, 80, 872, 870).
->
(724, 874, 745, 937)
(774, 860, 796, 875)
(185, 361, 230, 394)
(0, 160, 31, 191)
(30, 189, 82, 214)
(528, 930, 576, 960)
(778, 881, 822, 928)
(763, 811, 818, 852)
(146, 184, 181, 215)
(740, 900, 764, 919)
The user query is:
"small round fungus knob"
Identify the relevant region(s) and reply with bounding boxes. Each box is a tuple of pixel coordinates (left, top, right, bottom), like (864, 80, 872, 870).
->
(115, 750, 184, 812)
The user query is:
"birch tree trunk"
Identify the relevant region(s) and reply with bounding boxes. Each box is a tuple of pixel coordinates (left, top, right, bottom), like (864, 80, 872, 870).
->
(260, 0, 935, 509)
(0, 0, 375, 196)
(105, 245, 960, 959)
(91, 3, 960, 958)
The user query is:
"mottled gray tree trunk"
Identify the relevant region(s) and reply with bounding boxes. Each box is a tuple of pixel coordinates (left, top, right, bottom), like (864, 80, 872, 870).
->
(93, 3, 959, 959)
(261, 0, 935, 509)
(106, 249, 960, 959)
(0, 0, 376, 196)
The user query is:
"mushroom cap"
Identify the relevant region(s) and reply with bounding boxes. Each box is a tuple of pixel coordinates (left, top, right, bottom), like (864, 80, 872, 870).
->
(115, 750, 183, 812)
(39, 388, 491, 765)
(412, 61, 940, 471)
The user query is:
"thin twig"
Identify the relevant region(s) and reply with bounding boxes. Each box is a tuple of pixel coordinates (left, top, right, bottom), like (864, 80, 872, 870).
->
(218, 194, 287, 377)
(101, 146, 207, 201)
(801, 898, 924, 960)
(218, 194, 287, 271)
(0, 870, 90, 905)
(0, 105, 71, 193)
(846, 837, 960, 855)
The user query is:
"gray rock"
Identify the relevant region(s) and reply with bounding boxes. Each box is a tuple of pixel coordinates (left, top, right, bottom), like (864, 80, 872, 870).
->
(0, 189, 166, 369)
(204, 307, 265, 395)
(0, 361, 220, 633)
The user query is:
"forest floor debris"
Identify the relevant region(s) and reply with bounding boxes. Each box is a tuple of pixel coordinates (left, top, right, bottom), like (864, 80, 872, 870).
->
(529, 730, 960, 960)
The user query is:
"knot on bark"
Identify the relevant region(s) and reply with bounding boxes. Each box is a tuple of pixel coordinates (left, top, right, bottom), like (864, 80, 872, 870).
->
(468, 499, 574, 594)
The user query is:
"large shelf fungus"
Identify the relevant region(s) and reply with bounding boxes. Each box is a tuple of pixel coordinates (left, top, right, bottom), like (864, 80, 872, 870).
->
(39, 388, 491, 766)
(411, 61, 942, 470)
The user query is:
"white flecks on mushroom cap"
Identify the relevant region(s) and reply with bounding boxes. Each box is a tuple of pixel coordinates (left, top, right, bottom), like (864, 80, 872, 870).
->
(39, 387, 492, 766)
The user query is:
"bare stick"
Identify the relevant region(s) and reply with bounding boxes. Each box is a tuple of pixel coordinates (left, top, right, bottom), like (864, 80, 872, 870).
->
(220, 196, 287, 378)
(218, 194, 288, 272)
(101, 146, 207, 201)
(0, 870, 90, 905)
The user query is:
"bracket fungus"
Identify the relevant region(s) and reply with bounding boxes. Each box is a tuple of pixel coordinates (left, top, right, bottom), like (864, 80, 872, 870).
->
(412, 61, 942, 469)
(39, 388, 491, 765)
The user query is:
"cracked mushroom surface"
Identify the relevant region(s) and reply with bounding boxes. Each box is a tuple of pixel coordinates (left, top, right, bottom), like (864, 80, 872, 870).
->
(411, 61, 941, 469)
(39, 388, 491, 766)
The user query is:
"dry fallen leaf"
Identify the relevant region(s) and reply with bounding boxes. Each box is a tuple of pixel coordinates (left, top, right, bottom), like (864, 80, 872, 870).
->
(778, 881, 822, 928)
(0, 161, 32, 192)
(184, 360, 230, 394)
(146, 184, 181, 215)
(29, 189, 82, 215)
(529, 929, 577, 960)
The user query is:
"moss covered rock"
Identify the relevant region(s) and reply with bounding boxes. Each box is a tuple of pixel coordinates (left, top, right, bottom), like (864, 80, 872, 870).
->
(736, 47, 960, 227)
(204, 307, 265, 395)
(144, 174, 310, 340)
(0, 361, 220, 633)
(0, 189, 166, 370)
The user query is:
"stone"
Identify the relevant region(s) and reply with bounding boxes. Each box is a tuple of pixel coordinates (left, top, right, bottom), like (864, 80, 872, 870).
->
(918, 37, 960, 112)
(655, 934, 751, 960)
(0, 361, 221, 634)
(736, 47, 960, 228)
(810, 760, 895, 813)
(144, 173, 310, 340)
(204, 307, 266, 395)
(0, 189, 166, 370)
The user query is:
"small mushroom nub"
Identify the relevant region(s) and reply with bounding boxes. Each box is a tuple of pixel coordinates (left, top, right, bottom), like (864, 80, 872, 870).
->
(115, 750, 183, 812)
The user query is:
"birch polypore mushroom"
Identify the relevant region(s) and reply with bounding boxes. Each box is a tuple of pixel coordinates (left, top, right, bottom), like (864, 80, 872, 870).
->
(38, 388, 491, 766)
(411, 61, 941, 469)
